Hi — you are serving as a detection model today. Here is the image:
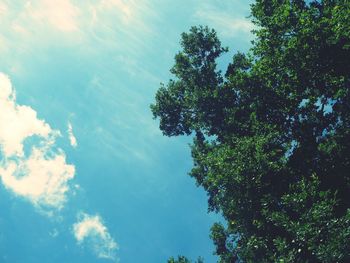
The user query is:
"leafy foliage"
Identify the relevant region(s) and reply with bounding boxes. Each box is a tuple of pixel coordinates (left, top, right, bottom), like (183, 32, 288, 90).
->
(167, 256, 204, 263)
(151, 1, 350, 262)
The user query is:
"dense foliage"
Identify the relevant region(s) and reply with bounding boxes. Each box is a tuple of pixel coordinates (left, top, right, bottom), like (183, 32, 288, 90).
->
(167, 256, 204, 263)
(151, 0, 350, 262)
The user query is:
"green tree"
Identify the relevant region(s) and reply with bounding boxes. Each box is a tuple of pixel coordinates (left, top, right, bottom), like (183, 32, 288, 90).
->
(167, 256, 204, 263)
(151, 1, 350, 262)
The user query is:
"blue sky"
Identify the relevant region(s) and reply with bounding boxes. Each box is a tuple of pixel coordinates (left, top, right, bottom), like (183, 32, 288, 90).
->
(0, 1, 253, 262)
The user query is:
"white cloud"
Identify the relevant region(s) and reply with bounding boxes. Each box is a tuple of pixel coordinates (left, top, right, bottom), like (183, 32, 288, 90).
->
(68, 121, 78, 148)
(0, 147, 75, 209)
(0, 74, 51, 157)
(73, 213, 118, 261)
(0, 73, 117, 260)
(0, 72, 75, 211)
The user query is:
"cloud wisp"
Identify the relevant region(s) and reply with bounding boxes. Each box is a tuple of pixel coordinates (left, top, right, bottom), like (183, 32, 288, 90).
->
(193, 1, 254, 40)
(0, 72, 75, 212)
(25, 0, 80, 32)
(0, 0, 158, 56)
(73, 213, 118, 261)
(68, 121, 78, 148)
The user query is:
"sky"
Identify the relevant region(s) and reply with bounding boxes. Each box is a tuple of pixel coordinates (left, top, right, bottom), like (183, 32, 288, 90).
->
(0, 1, 253, 262)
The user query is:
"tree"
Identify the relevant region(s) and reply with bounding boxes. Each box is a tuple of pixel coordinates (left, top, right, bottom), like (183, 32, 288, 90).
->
(167, 256, 204, 263)
(151, 1, 350, 262)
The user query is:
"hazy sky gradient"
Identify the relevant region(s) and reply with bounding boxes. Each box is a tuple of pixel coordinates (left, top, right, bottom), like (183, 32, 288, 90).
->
(0, 1, 253, 262)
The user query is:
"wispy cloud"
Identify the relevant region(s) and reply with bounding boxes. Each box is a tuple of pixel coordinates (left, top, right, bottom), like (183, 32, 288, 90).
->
(68, 121, 78, 148)
(0, 1, 7, 15)
(83, 0, 159, 57)
(193, 1, 254, 39)
(25, 0, 80, 32)
(73, 212, 118, 261)
(0, 0, 160, 76)
(195, 10, 253, 37)
(0, 73, 75, 212)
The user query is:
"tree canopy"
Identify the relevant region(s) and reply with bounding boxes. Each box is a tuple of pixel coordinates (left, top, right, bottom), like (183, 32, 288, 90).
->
(167, 256, 204, 263)
(151, 0, 350, 262)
